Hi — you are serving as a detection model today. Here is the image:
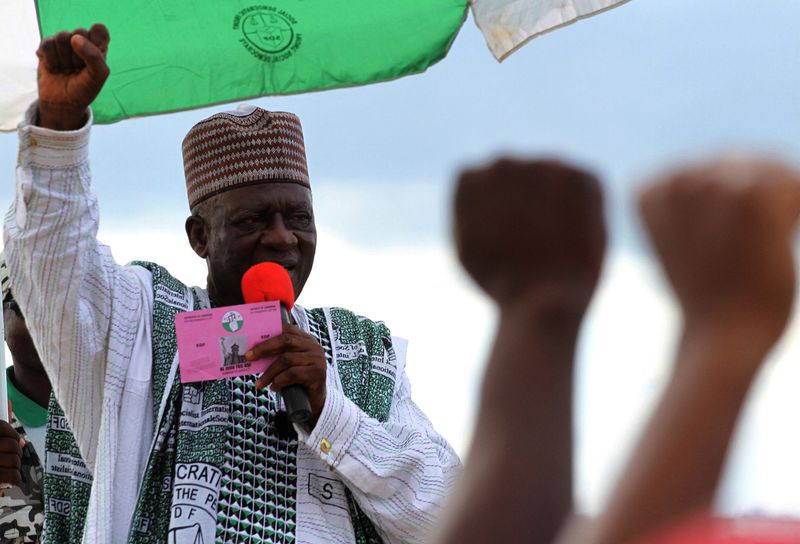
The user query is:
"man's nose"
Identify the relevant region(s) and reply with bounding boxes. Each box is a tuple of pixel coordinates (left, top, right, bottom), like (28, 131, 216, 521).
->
(259, 216, 297, 248)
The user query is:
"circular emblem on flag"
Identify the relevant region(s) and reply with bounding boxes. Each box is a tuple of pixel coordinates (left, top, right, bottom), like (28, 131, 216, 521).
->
(233, 6, 301, 63)
(221, 311, 244, 333)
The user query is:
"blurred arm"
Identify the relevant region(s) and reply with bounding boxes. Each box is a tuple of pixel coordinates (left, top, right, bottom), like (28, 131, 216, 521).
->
(435, 159, 606, 544)
(590, 158, 800, 544)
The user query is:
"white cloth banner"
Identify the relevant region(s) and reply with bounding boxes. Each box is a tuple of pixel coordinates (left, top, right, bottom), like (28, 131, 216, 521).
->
(471, 0, 631, 61)
(0, 0, 39, 131)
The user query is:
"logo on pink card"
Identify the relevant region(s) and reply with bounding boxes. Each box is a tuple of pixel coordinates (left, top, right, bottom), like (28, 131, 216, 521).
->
(175, 301, 283, 383)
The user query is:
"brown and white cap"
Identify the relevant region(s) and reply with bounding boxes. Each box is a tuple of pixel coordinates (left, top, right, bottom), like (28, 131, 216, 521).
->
(182, 104, 310, 209)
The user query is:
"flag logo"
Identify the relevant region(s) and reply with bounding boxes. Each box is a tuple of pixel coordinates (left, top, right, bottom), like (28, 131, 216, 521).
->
(234, 6, 301, 63)
(221, 311, 244, 333)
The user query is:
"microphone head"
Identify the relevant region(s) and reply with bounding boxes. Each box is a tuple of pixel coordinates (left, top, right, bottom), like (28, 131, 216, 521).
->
(241, 262, 295, 309)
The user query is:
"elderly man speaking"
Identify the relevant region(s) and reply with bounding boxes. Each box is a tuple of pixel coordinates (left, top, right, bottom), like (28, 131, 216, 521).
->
(4, 24, 460, 544)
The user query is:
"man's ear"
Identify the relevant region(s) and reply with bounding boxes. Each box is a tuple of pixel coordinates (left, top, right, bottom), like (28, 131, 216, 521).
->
(185, 215, 209, 259)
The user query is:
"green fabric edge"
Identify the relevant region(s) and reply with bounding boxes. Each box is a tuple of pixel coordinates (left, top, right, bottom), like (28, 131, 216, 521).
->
(6, 367, 48, 428)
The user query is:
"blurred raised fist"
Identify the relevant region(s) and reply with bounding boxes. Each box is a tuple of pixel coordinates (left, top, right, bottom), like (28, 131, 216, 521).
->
(453, 158, 606, 313)
(640, 158, 800, 353)
(36, 23, 110, 131)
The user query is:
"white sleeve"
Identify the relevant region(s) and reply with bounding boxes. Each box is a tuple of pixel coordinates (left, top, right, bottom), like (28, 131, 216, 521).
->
(3, 103, 149, 472)
(297, 339, 462, 543)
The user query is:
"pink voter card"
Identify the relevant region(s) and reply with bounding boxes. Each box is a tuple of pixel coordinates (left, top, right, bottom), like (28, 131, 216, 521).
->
(175, 301, 283, 383)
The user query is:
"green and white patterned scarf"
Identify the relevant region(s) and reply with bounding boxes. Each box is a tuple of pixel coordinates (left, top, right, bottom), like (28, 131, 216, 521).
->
(43, 395, 92, 544)
(127, 263, 394, 543)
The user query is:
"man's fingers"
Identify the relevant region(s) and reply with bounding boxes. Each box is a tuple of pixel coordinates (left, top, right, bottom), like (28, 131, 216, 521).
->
(88, 23, 111, 53)
(38, 36, 59, 72)
(38, 24, 108, 75)
(71, 34, 110, 82)
(256, 352, 319, 389)
(256, 358, 292, 389)
(54, 31, 75, 73)
(0, 452, 21, 471)
(269, 366, 319, 392)
(0, 438, 22, 457)
(0, 423, 20, 441)
(245, 326, 314, 361)
(246, 336, 289, 361)
(641, 159, 800, 229)
(70, 28, 90, 69)
(0, 468, 22, 488)
(763, 175, 800, 231)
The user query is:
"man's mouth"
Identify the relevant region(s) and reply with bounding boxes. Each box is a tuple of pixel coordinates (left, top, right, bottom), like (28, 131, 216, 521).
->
(257, 259, 296, 273)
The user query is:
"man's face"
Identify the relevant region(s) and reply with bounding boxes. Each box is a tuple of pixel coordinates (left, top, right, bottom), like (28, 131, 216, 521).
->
(193, 182, 317, 306)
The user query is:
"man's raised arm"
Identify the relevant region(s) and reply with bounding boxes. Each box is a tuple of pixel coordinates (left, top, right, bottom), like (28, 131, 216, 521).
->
(3, 24, 150, 470)
(434, 159, 607, 544)
(589, 159, 800, 543)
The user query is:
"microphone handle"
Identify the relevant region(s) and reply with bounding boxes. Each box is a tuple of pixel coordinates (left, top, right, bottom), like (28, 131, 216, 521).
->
(280, 304, 312, 424)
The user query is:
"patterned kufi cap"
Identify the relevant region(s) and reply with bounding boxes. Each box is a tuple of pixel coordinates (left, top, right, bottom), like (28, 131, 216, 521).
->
(182, 105, 310, 208)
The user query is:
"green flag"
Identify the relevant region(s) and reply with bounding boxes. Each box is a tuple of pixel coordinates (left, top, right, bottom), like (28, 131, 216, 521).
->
(36, 0, 468, 123)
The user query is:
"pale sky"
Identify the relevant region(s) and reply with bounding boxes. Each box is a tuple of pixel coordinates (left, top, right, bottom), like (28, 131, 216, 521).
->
(1, 0, 800, 517)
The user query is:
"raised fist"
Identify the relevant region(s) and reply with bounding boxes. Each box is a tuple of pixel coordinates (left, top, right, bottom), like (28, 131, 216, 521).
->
(453, 158, 606, 313)
(36, 24, 110, 131)
(640, 158, 800, 354)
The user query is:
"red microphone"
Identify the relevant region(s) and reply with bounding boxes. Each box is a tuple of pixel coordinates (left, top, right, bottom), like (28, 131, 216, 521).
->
(242, 263, 312, 424)
(242, 262, 295, 310)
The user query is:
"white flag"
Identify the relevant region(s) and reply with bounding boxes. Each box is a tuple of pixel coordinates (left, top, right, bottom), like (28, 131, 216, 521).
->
(0, 0, 39, 131)
(472, 0, 631, 61)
